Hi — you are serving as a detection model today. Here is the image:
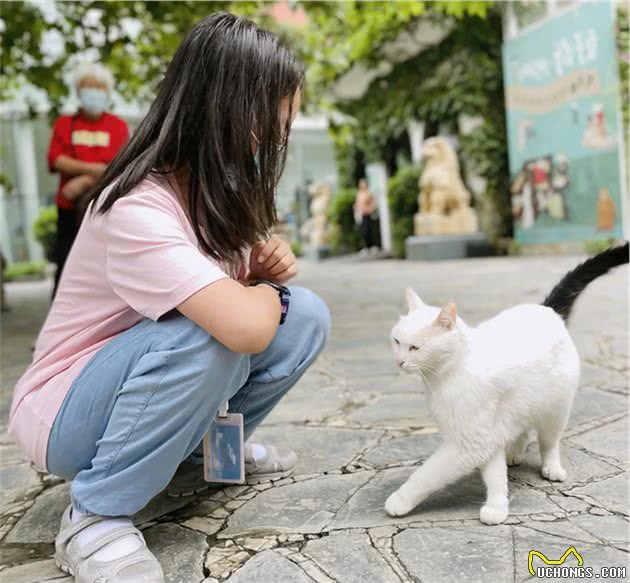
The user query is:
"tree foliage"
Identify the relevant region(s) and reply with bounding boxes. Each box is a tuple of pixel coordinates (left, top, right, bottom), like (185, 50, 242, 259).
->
(327, 187, 361, 254)
(0, 1, 266, 115)
(300, 1, 492, 88)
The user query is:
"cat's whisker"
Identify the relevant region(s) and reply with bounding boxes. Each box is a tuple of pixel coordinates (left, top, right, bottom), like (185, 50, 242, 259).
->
(421, 364, 439, 377)
(416, 368, 433, 391)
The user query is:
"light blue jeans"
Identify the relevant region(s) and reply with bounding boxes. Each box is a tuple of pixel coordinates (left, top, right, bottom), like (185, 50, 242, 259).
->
(47, 286, 329, 516)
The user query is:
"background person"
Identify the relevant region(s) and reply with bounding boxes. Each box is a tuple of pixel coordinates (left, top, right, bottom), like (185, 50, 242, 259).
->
(48, 63, 129, 297)
(354, 178, 380, 256)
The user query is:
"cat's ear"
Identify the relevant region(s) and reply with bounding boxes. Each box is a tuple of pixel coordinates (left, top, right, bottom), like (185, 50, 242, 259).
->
(433, 303, 457, 330)
(405, 287, 424, 312)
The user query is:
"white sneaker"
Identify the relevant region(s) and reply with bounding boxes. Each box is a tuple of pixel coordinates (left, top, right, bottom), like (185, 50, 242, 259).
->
(54, 505, 164, 583)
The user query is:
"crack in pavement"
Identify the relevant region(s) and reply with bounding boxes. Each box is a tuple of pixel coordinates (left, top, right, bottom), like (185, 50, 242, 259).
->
(367, 528, 413, 583)
(511, 527, 517, 583)
(284, 552, 337, 583)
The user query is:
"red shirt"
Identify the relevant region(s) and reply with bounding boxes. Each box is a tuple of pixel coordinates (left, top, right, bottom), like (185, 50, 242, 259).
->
(48, 112, 129, 209)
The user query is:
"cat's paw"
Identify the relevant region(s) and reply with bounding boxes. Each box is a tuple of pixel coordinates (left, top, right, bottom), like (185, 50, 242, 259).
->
(479, 504, 508, 525)
(506, 452, 523, 466)
(385, 490, 414, 517)
(541, 464, 567, 482)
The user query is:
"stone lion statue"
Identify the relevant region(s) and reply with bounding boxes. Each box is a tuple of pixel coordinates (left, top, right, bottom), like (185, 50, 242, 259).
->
(414, 137, 479, 236)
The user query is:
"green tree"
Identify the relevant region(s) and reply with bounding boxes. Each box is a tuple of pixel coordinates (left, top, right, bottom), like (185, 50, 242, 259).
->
(300, 1, 493, 90)
(0, 1, 268, 116)
(388, 164, 422, 258)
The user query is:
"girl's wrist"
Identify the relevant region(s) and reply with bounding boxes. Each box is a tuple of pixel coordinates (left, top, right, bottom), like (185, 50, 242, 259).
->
(250, 281, 282, 308)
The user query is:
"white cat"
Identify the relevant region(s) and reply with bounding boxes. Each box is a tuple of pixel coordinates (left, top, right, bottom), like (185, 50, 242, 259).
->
(384, 243, 629, 525)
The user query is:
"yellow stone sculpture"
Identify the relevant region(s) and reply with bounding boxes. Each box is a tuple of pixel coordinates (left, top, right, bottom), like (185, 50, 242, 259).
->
(300, 181, 333, 247)
(414, 137, 479, 236)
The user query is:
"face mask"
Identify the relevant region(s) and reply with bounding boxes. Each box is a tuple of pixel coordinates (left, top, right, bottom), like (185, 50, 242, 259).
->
(79, 88, 108, 115)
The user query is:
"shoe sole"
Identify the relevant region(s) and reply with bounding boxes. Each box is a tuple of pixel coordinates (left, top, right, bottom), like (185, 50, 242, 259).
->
(166, 468, 294, 498)
(167, 483, 214, 498)
(245, 468, 293, 485)
(54, 555, 74, 576)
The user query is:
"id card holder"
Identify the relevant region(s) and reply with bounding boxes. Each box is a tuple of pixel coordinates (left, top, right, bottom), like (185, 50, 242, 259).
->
(203, 401, 245, 484)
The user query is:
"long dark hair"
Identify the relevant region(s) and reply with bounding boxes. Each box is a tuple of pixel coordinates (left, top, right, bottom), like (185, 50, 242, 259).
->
(87, 13, 304, 266)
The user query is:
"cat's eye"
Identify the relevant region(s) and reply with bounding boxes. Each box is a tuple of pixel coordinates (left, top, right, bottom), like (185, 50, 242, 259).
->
(409, 345, 419, 351)
(393, 338, 400, 345)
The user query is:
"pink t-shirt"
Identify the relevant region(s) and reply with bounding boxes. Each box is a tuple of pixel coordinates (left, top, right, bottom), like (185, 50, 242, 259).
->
(9, 174, 234, 471)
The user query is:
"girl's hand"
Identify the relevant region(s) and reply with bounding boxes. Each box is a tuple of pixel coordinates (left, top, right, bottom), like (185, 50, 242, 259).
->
(249, 235, 297, 284)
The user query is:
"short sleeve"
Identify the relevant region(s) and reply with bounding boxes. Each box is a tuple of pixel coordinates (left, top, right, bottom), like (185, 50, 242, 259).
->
(102, 188, 227, 320)
(48, 117, 72, 172)
(109, 117, 129, 158)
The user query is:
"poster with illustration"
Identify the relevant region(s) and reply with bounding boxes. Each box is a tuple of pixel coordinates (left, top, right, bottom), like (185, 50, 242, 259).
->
(502, 2, 625, 243)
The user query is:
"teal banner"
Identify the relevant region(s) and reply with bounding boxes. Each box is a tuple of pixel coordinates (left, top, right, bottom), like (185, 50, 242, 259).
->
(502, 2, 625, 243)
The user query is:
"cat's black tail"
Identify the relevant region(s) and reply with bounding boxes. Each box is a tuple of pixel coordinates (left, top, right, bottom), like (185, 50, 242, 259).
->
(543, 242, 629, 321)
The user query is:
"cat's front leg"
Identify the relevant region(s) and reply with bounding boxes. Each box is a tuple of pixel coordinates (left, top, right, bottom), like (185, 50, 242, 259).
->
(479, 448, 509, 525)
(385, 445, 466, 517)
(384, 484, 417, 517)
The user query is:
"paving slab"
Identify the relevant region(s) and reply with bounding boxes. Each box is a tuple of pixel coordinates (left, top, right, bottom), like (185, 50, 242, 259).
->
(568, 387, 628, 428)
(226, 550, 314, 583)
(515, 517, 602, 545)
(346, 393, 435, 428)
(569, 416, 629, 465)
(0, 463, 41, 515)
(343, 373, 419, 396)
(262, 383, 346, 425)
(580, 363, 629, 394)
(0, 559, 71, 582)
(223, 472, 374, 537)
(303, 531, 401, 583)
(143, 523, 207, 583)
(251, 425, 382, 475)
(394, 526, 515, 583)
(5, 483, 70, 544)
(361, 432, 442, 468)
(566, 473, 628, 516)
(0, 443, 29, 467)
(568, 514, 630, 550)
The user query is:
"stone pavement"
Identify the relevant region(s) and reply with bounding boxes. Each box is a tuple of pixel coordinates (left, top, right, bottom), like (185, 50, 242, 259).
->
(0, 256, 628, 583)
